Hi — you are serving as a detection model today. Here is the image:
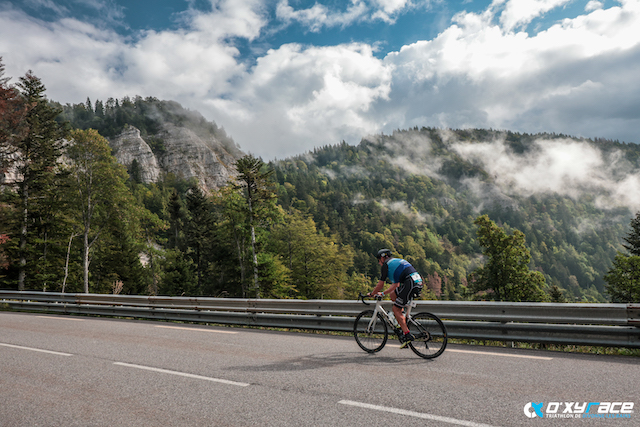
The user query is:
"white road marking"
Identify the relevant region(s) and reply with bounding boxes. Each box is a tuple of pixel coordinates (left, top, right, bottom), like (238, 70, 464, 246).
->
(386, 343, 552, 360)
(339, 400, 500, 427)
(155, 325, 237, 334)
(37, 315, 85, 321)
(0, 342, 73, 356)
(447, 349, 553, 360)
(113, 362, 250, 387)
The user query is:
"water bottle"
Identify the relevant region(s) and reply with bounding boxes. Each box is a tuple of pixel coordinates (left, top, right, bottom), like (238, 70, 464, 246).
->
(388, 310, 399, 328)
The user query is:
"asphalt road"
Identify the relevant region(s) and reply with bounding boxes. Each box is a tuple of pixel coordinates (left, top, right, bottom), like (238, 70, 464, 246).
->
(1, 311, 638, 426)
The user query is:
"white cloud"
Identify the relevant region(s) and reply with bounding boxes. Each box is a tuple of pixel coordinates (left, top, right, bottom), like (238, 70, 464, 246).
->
(0, 0, 259, 100)
(378, 0, 640, 144)
(275, 0, 425, 30)
(1, 0, 640, 161)
(187, 0, 266, 41)
(378, 199, 429, 222)
(276, 0, 368, 32)
(21, 0, 69, 15)
(372, 0, 413, 22)
(450, 136, 640, 212)
(585, 1, 604, 12)
(203, 42, 393, 158)
(497, 0, 572, 32)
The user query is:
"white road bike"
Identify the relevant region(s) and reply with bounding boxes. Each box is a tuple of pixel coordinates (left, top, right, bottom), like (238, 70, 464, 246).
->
(354, 293, 447, 359)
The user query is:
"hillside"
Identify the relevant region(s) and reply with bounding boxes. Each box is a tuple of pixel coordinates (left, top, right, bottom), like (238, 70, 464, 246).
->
(271, 128, 638, 301)
(42, 98, 640, 300)
(56, 96, 244, 191)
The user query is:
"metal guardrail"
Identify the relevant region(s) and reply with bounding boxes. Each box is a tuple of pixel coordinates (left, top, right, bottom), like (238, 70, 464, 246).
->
(2, 290, 639, 348)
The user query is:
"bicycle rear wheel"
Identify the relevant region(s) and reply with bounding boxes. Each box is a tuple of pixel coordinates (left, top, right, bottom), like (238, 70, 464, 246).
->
(407, 312, 447, 359)
(353, 310, 388, 353)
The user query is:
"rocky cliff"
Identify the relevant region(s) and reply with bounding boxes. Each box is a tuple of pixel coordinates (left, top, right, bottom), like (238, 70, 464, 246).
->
(110, 123, 243, 191)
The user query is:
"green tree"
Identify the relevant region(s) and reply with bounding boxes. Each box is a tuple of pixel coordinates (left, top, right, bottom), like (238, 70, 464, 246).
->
(548, 285, 566, 302)
(212, 185, 250, 296)
(469, 215, 546, 301)
(603, 253, 640, 302)
(234, 155, 277, 298)
(184, 185, 214, 294)
(269, 210, 353, 299)
(158, 248, 197, 296)
(0, 57, 27, 153)
(603, 213, 640, 302)
(257, 251, 294, 299)
(167, 188, 184, 249)
(8, 71, 66, 290)
(623, 212, 640, 256)
(66, 129, 132, 293)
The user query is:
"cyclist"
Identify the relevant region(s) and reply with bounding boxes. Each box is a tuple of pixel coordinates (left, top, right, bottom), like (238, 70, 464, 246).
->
(368, 249, 424, 348)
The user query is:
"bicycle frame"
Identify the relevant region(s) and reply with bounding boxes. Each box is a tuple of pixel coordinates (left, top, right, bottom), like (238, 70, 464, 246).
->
(365, 296, 416, 333)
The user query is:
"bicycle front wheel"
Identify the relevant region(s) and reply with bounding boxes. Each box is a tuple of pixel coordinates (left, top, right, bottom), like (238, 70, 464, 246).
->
(407, 312, 447, 359)
(353, 310, 388, 353)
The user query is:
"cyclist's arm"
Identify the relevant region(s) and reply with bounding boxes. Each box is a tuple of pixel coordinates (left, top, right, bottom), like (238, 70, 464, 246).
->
(369, 280, 399, 296)
(369, 280, 384, 296)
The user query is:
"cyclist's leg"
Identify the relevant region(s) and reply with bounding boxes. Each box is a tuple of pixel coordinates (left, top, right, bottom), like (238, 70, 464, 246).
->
(391, 301, 408, 334)
(389, 289, 408, 334)
(392, 279, 413, 334)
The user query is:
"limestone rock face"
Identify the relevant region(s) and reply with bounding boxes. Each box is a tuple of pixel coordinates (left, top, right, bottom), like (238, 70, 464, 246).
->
(110, 123, 242, 191)
(110, 125, 161, 183)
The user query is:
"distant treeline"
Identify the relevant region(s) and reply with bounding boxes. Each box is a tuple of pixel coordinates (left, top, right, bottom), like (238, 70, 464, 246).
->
(55, 95, 242, 157)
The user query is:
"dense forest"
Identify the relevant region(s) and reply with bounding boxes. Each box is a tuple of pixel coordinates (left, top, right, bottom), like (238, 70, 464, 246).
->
(2, 61, 640, 301)
(270, 130, 638, 302)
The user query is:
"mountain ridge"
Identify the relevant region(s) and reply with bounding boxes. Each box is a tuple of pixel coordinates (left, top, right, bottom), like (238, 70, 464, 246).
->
(58, 97, 640, 301)
(270, 127, 638, 301)
(58, 96, 245, 191)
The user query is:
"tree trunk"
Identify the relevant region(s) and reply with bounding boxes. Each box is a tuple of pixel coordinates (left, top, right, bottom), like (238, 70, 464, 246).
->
(62, 232, 77, 293)
(235, 233, 246, 298)
(247, 195, 259, 298)
(83, 227, 90, 293)
(18, 180, 28, 291)
(251, 224, 259, 298)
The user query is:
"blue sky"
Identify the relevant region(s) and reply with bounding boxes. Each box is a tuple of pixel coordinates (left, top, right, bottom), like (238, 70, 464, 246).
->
(1, 0, 638, 160)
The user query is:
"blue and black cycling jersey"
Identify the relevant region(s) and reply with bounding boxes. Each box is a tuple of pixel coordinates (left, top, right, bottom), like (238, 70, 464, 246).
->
(380, 258, 416, 284)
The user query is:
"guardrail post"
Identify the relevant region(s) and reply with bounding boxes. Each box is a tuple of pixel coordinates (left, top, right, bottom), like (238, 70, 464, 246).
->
(628, 304, 640, 327)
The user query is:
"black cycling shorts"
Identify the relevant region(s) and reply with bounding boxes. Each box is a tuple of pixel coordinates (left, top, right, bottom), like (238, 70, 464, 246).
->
(393, 272, 423, 307)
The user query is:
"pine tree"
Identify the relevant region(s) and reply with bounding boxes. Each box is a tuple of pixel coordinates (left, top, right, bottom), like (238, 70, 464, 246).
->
(604, 254, 640, 302)
(622, 212, 640, 256)
(10, 71, 65, 290)
(603, 213, 640, 302)
(168, 189, 184, 249)
(548, 285, 566, 302)
(184, 185, 214, 295)
(234, 155, 276, 298)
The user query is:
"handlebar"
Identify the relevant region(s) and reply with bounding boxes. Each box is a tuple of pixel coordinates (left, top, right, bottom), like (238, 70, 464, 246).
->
(358, 293, 383, 305)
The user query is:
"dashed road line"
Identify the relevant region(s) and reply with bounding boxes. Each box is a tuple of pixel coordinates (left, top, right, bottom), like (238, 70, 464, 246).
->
(155, 325, 237, 334)
(37, 315, 85, 321)
(0, 342, 73, 357)
(447, 349, 553, 360)
(339, 400, 500, 427)
(113, 362, 250, 386)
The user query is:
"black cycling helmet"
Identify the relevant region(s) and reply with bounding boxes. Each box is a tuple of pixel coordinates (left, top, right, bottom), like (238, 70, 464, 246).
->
(376, 249, 392, 259)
